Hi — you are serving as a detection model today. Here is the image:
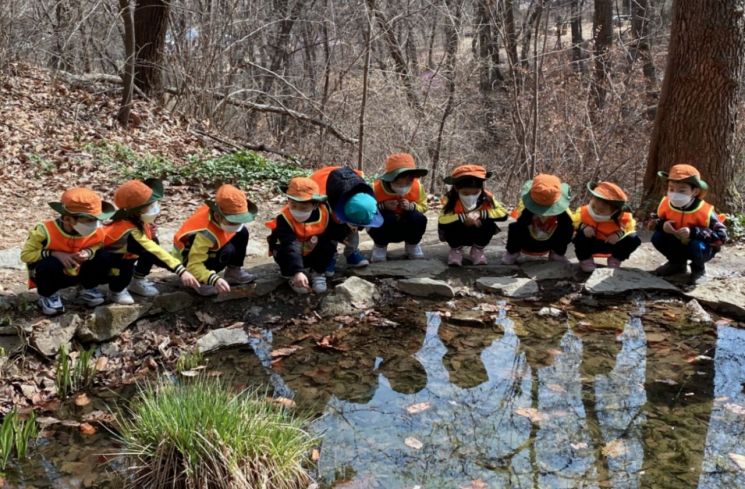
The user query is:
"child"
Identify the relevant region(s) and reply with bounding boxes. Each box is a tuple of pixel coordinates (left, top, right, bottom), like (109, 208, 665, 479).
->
(92, 179, 199, 304)
(173, 184, 258, 296)
(438, 165, 508, 266)
(572, 181, 641, 272)
(20, 188, 114, 315)
(266, 177, 336, 294)
(310, 166, 384, 271)
(368, 153, 428, 262)
(502, 174, 574, 265)
(651, 164, 727, 285)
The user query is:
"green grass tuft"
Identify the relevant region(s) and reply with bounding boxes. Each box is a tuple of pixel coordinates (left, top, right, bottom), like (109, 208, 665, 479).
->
(0, 409, 38, 471)
(55, 346, 96, 398)
(175, 349, 205, 373)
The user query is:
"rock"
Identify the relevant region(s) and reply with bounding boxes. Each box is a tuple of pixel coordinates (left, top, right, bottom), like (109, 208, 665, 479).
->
(197, 326, 249, 353)
(446, 311, 487, 327)
(0, 248, 24, 270)
(476, 276, 539, 299)
(538, 307, 563, 317)
(397, 278, 454, 298)
(320, 276, 378, 317)
(686, 277, 745, 321)
(352, 259, 447, 278)
(30, 314, 82, 356)
(151, 291, 193, 313)
(685, 299, 713, 324)
(521, 260, 575, 281)
(584, 268, 679, 295)
(0, 294, 13, 311)
(75, 303, 150, 343)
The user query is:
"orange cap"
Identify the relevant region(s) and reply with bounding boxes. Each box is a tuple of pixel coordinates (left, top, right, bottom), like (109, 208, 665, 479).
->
(588, 181, 628, 203)
(385, 153, 416, 173)
(667, 164, 701, 182)
(216, 184, 249, 215)
(114, 180, 153, 210)
(530, 174, 562, 206)
(286, 177, 326, 202)
(443, 164, 492, 184)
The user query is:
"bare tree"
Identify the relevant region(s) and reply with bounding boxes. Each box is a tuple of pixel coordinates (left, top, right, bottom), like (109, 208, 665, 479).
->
(133, 0, 169, 96)
(593, 0, 613, 108)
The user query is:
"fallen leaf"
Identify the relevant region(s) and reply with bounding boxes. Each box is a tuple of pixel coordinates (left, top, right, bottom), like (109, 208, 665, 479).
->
(73, 393, 91, 407)
(180, 369, 200, 377)
(82, 410, 115, 424)
(311, 448, 321, 462)
(405, 402, 432, 414)
(404, 437, 423, 450)
(571, 442, 588, 450)
(271, 397, 296, 409)
(514, 407, 545, 423)
(95, 356, 109, 371)
(270, 345, 302, 359)
(460, 480, 488, 489)
(729, 452, 745, 471)
(79, 423, 97, 435)
(602, 439, 628, 458)
(36, 416, 61, 427)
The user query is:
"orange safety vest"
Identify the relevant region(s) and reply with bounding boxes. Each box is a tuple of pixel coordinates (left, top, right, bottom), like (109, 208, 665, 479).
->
(173, 205, 235, 253)
(657, 197, 714, 230)
(373, 179, 421, 215)
(103, 220, 154, 259)
(265, 205, 330, 256)
(452, 190, 497, 215)
(579, 206, 633, 241)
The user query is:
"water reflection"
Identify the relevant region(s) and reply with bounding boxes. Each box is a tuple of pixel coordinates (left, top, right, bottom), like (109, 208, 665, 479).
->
(698, 325, 745, 488)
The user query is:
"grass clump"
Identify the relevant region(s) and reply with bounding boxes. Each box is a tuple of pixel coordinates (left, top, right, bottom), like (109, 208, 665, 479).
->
(175, 349, 205, 373)
(117, 377, 315, 489)
(55, 346, 96, 398)
(0, 409, 38, 471)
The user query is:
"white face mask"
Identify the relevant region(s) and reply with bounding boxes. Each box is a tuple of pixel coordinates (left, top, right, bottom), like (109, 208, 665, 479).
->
(220, 222, 243, 233)
(290, 208, 314, 223)
(459, 192, 481, 211)
(140, 201, 161, 223)
(668, 191, 694, 208)
(391, 183, 412, 196)
(73, 220, 99, 236)
(587, 204, 613, 222)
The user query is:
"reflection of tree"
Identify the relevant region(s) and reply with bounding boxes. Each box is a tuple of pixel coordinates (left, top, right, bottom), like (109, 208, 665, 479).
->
(594, 314, 647, 489)
(698, 325, 745, 489)
(313, 312, 534, 488)
(535, 329, 599, 489)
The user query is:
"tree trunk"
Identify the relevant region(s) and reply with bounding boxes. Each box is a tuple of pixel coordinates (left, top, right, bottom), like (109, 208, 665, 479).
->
(500, 0, 519, 68)
(643, 0, 744, 213)
(520, 2, 542, 68)
(118, 0, 136, 127)
(570, 0, 585, 70)
(132, 0, 169, 97)
(476, 0, 503, 92)
(592, 0, 613, 108)
(630, 0, 656, 84)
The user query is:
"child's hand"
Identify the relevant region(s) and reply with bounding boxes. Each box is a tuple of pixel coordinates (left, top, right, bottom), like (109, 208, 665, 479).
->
(399, 200, 414, 211)
(583, 226, 596, 238)
(291, 272, 310, 291)
(383, 200, 399, 211)
(605, 233, 621, 245)
(180, 271, 199, 289)
(676, 227, 691, 239)
(215, 278, 231, 294)
(663, 220, 677, 234)
(72, 249, 92, 263)
(51, 251, 80, 269)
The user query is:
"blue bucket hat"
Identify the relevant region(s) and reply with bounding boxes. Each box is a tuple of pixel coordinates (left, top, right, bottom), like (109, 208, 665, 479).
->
(336, 193, 383, 228)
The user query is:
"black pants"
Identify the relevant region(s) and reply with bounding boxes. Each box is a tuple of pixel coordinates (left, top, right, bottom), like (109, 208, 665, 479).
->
(573, 232, 642, 261)
(133, 236, 168, 279)
(273, 238, 336, 276)
(438, 220, 499, 248)
(505, 220, 574, 255)
(29, 256, 99, 297)
(367, 209, 427, 246)
(194, 227, 250, 272)
(651, 231, 716, 268)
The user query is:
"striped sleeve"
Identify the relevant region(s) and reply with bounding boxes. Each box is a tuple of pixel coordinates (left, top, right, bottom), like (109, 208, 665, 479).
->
(438, 197, 462, 225)
(480, 196, 508, 221)
(185, 232, 220, 285)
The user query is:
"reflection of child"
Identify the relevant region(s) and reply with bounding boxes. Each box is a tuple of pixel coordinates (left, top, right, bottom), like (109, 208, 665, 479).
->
(21, 188, 115, 315)
(572, 182, 641, 272)
(502, 174, 574, 265)
(368, 153, 429, 262)
(438, 165, 508, 267)
(651, 164, 727, 285)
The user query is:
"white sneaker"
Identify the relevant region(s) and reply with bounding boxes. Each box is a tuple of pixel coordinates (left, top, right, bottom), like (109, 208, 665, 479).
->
(223, 266, 256, 285)
(109, 289, 135, 305)
(77, 287, 105, 307)
(370, 245, 388, 263)
(311, 273, 327, 294)
(405, 243, 424, 259)
(129, 278, 160, 297)
(196, 285, 218, 297)
(38, 293, 64, 316)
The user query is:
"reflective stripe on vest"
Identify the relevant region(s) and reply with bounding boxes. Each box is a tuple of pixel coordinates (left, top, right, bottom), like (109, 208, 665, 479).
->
(173, 205, 234, 252)
(579, 206, 629, 241)
(265, 205, 330, 256)
(657, 197, 714, 229)
(373, 179, 421, 214)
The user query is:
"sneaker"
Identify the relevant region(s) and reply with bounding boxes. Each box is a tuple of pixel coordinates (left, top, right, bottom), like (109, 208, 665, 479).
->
(469, 246, 487, 265)
(689, 264, 706, 285)
(371, 245, 388, 263)
(549, 251, 570, 263)
(129, 277, 160, 297)
(345, 250, 369, 268)
(224, 266, 256, 285)
(109, 289, 135, 305)
(311, 273, 328, 294)
(501, 251, 520, 265)
(38, 293, 64, 316)
(579, 258, 596, 273)
(448, 247, 463, 267)
(325, 255, 337, 278)
(196, 284, 218, 297)
(654, 261, 687, 277)
(405, 243, 425, 260)
(77, 287, 105, 307)
(607, 257, 622, 269)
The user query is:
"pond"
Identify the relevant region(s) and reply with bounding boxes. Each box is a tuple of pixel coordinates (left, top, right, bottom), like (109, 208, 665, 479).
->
(6, 297, 745, 489)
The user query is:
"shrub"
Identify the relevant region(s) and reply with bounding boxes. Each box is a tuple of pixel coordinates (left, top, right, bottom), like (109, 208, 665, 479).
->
(116, 377, 315, 489)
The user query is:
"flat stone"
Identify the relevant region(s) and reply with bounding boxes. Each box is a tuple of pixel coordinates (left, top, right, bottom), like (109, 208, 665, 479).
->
(446, 311, 487, 327)
(320, 276, 378, 317)
(685, 299, 713, 324)
(352, 259, 448, 278)
(75, 303, 150, 343)
(213, 276, 284, 303)
(584, 268, 679, 295)
(476, 276, 539, 299)
(0, 248, 23, 270)
(686, 277, 745, 321)
(151, 291, 194, 313)
(30, 314, 83, 356)
(521, 261, 575, 281)
(197, 326, 249, 353)
(397, 278, 455, 298)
